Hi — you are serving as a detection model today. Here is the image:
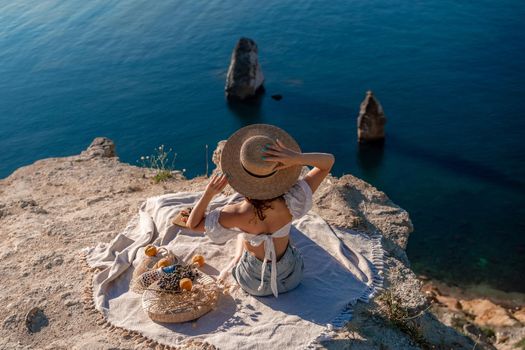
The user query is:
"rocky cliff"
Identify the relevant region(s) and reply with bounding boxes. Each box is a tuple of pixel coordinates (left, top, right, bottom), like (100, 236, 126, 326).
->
(0, 138, 481, 349)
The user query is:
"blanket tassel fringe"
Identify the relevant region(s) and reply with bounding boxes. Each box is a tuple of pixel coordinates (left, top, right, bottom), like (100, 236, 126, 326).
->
(80, 250, 218, 350)
(305, 232, 385, 349)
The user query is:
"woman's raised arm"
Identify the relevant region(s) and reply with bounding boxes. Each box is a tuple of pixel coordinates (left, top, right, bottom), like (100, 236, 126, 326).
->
(186, 173, 228, 230)
(263, 139, 335, 194)
(297, 152, 335, 194)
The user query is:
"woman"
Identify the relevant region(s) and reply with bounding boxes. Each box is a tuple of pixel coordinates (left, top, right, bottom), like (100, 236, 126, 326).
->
(185, 124, 334, 297)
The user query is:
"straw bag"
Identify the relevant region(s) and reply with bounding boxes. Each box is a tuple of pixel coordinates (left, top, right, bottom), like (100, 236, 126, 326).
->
(130, 247, 178, 294)
(142, 271, 220, 323)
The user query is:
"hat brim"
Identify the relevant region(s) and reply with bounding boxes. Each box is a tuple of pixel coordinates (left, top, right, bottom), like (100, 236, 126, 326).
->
(220, 124, 302, 200)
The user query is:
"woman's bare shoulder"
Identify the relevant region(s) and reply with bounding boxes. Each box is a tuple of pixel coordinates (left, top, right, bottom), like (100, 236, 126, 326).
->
(221, 202, 246, 214)
(218, 202, 251, 229)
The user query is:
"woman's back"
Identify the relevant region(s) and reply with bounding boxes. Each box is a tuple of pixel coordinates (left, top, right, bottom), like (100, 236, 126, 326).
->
(229, 197, 294, 262)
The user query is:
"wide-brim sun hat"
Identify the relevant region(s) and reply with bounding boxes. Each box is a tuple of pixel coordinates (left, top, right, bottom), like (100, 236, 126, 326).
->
(220, 124, 302, 200)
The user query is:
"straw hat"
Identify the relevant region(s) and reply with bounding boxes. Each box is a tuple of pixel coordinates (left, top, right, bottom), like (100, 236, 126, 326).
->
(220, 124, 302, 200)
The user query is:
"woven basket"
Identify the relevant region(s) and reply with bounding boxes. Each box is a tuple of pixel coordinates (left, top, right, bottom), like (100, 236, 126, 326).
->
(130, 247, 178, 294)
(142, 272, 219, 323)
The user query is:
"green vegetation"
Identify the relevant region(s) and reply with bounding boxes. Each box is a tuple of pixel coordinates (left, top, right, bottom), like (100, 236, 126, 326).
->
(480, 326, 495, 340)
(153, 169, 173, 183)
(450, 315, 468, 330)
(137, 145, 179, 183)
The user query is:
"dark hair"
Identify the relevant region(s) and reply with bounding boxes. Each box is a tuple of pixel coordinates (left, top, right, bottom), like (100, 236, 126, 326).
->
(245, 195, 284, 222)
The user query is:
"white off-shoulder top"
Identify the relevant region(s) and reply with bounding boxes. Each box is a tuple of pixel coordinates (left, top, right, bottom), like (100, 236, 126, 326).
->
(204, 179, 313, 297)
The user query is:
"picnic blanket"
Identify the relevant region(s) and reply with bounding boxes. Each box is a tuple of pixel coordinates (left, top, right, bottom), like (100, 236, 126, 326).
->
(83, 190, 384, 349)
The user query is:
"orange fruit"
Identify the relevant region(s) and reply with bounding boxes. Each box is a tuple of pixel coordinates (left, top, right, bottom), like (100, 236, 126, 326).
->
(144, 245, 157, 257)
(156, 258, 171, 268)
(179, 278, 193, 291)
(191, 255, 205, 267)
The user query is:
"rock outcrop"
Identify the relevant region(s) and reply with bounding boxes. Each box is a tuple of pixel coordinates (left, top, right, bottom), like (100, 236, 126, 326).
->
(0, 137, 480, 349)
(357, 90, 387, 143)
(461, 299, 520, 328)
(80, 137, 117, 159)
(514, 307, 525, 323)
(423, 280, 525, 349)
(225, 37, 265, 101)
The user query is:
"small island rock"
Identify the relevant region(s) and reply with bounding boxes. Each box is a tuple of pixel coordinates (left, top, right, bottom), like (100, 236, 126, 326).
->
(357, 90, 387, 143)
(225, 37, 265, 101)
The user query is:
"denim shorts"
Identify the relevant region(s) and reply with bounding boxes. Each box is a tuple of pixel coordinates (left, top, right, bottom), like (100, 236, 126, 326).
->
(231, 243, 304, 297)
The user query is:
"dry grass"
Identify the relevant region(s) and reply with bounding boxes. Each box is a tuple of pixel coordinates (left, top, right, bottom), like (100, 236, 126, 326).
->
(376, 290, 432, 349)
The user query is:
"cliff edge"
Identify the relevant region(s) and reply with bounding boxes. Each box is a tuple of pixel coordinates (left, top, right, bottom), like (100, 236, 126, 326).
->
(0, 138, 477, 349)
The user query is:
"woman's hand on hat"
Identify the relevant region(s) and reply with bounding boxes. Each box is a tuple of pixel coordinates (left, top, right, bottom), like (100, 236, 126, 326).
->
(262, 139, 301, 170)
(205, 172, 228, 197)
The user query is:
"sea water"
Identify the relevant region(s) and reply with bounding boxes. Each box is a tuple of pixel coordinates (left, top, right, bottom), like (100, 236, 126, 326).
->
(1, 0, 524, 292)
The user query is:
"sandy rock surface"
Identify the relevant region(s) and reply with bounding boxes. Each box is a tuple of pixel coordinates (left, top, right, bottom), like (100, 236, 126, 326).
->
(460, 299, 520, 328)
(0, 138, 481, 349)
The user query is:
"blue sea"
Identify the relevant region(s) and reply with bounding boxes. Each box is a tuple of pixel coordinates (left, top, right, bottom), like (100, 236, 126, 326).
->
(1, 1, 524, 293)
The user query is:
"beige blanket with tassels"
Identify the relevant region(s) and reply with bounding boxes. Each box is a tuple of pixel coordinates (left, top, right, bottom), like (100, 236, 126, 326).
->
(83, 190, 384, 349)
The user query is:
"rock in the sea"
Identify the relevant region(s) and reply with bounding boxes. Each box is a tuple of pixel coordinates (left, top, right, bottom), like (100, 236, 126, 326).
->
(81, 137, 117, 159)
(225, 37, 265, 101)
(357, 90, 387, 143)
